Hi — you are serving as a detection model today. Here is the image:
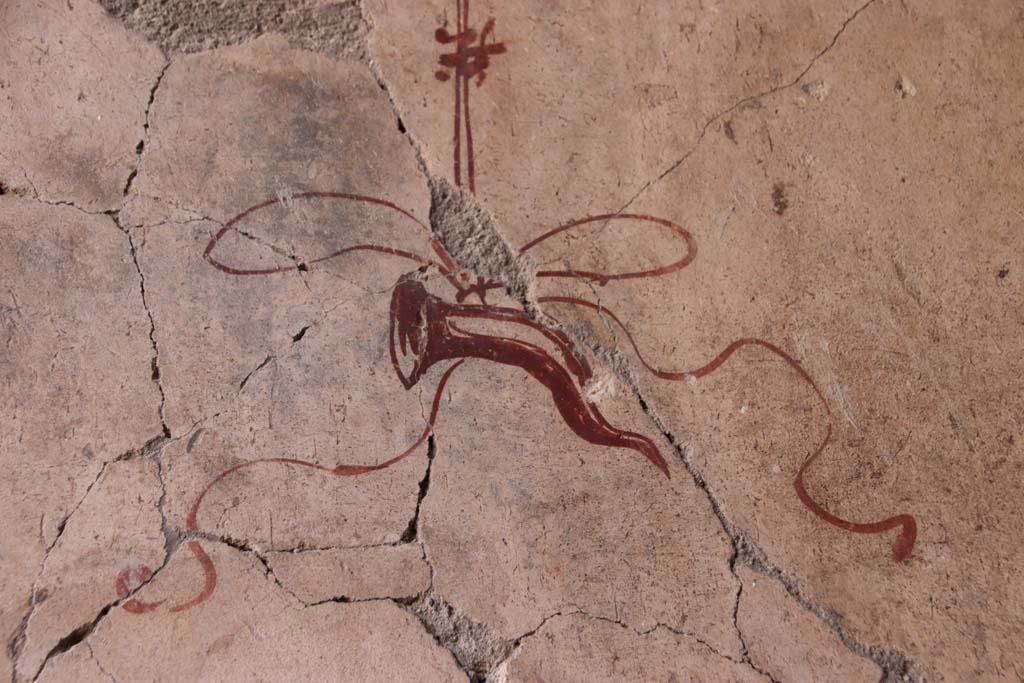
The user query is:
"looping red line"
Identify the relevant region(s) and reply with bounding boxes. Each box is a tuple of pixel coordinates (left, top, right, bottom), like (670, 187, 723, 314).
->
(167, 541, 216, 613)
(117, 566, 163, 614)
(202, 191, 460, 279)
(521, 213, 698, 283)
(539, 295, 917, 561)
(126, 360, 463, 613)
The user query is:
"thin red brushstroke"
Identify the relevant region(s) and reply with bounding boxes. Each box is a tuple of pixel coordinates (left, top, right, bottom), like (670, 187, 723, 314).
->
(120, 360, 464, 613)
(464, 71, 474, 194)
(462, 0, 472, 192)
(522, 213, 698, 282)
(204, 191, 458, 276)
(203, 191, 471, 296)
(452, 34, 461, 187)
(539, 295, 917, 560)
(168, 541, 216, 613)
(117, 566, 163, 613)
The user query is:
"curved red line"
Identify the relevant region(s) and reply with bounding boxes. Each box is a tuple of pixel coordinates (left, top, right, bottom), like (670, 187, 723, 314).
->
(520, 213, 697, 283)
(202, 191, 460, 278)
(168, 360, 464, 612)
(117, 567, 164, 613)
(168, 541, 216, 613)
(122, 598, 163, 614)
(539, 295, 917, 562)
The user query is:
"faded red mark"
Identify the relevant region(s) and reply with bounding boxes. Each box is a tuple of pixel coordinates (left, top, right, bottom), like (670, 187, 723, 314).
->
(119, 0, 916, 615)
(116, 565, 163, 613)
(434, 0, 506, 193)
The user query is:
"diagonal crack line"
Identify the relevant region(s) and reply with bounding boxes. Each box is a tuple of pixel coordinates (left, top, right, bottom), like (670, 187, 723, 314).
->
(27, 531, 179, 683)
(237, 355, 276, 393)
(630, 387, 923, 683)
(8, 434, 169, 683)
(188, 531, 305, 606)
(357, 3, 434, 188)
(123, 59, 171, 198)
(587, 0, 881, 246)
(534, 319, 920, 683)
(43, 431, 166, 555)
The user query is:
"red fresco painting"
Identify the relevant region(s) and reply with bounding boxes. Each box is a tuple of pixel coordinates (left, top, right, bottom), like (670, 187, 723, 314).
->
(116, 0, 916, 613)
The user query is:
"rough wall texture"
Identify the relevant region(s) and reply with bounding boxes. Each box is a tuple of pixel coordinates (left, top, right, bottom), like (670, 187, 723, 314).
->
(2, 0, 1022, 681)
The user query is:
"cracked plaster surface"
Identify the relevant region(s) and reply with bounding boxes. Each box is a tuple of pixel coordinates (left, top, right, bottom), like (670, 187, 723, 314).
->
(2, 0, 1023, 681)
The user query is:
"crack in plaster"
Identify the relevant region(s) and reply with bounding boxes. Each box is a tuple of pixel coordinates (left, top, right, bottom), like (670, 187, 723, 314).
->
(635, 390, 922, 683)
(400, 435, 437, 543)
(25, 468, 177, 683)
(359, 0, 925, 678)
(625, 0, 881, 215)
(117, 214, 170, 439)
(9, 4, 922, 681)
(85, 643, 118, 683)
(545, 0, 883, 265)
(122, 61, 170, 197)
(8, 435, 170, 683)
(16, 75, 185, 676)
(376, 81, 924, 683)
(188, 532, 305, 607)
(464, 607, 779, 683)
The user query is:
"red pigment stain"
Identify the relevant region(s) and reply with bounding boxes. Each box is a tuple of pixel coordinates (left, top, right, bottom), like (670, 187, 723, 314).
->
(116, 566, 163, 614)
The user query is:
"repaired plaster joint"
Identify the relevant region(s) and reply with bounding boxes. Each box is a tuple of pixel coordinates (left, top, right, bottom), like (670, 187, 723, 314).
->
(427, 178, 537, 309)
(98, 0, 370, 62)
(403, 590, 514, 682)
(565, 324, 920, 681)
(635, 392, 922, 683)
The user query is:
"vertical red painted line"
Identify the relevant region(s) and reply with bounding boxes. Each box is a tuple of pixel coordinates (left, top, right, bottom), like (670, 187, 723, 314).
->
(464, 75, 475, 194)
(462, 0, 476, 194)
(452, 0, 464, 187)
